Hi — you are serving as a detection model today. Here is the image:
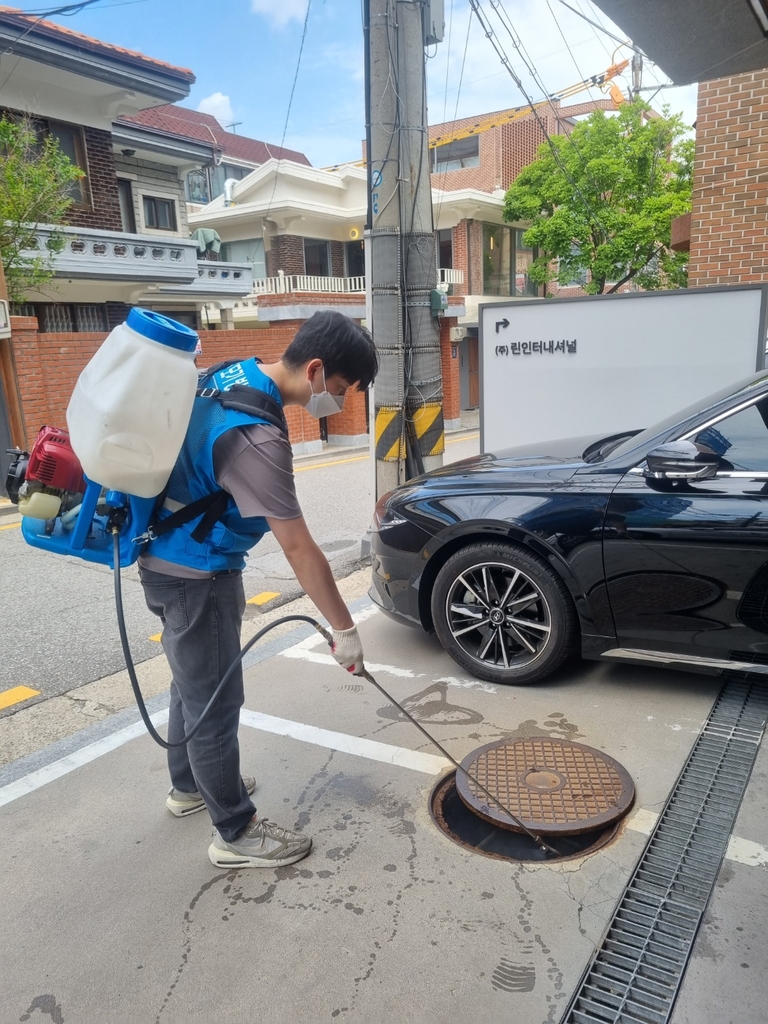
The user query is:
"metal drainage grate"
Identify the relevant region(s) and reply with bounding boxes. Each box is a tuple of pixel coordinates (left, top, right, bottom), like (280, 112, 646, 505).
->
(561, 678, 768, 1024)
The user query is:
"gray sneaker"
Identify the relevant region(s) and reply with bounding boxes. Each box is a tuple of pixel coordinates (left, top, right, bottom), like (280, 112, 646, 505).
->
(208, 816, 312, 868)
(166, 776, 256, 817)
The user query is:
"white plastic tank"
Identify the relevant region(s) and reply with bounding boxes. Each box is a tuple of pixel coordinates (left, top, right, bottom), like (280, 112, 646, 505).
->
(66, 309, 199, 498)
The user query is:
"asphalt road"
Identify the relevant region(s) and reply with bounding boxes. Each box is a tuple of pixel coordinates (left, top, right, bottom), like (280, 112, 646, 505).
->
(0, 432, 479, 715)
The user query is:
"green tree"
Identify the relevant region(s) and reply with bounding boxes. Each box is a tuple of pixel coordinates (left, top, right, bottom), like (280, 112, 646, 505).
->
(503, 100, 694, 295)
(0, 116, 84, 302)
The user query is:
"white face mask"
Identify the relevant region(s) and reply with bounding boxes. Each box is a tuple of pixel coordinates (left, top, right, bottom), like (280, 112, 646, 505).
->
(305, 367, 345, 419)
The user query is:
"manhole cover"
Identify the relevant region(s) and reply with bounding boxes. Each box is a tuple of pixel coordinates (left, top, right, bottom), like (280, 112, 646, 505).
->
(456, 737, 634, 836)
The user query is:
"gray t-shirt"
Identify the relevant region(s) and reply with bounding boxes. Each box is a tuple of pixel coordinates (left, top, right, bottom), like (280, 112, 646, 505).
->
(139, 422, 301, 578)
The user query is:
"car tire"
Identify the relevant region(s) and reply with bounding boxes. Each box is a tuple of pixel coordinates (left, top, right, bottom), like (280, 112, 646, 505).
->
(430, 541, 577, 685)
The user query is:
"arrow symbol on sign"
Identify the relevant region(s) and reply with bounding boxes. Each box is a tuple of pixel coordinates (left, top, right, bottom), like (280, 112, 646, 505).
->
(495, 318, 510, 333)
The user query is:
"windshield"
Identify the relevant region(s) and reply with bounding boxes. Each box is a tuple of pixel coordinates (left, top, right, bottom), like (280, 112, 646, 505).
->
(605, 370, 768, 461)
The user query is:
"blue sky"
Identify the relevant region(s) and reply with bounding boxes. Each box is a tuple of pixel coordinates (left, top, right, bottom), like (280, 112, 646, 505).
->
(13, 0, 698, 167)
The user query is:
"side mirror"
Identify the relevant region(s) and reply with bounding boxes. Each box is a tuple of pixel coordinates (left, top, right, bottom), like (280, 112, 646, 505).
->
(644, 440, 720, 480)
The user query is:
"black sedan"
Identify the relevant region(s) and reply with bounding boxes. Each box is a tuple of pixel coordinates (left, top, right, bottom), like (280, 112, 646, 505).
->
(369, 371, 768, 685)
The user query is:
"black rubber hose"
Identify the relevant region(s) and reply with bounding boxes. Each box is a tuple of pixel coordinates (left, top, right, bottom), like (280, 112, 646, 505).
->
(112, 530, 330, 750)
(111, 534, 559, 854)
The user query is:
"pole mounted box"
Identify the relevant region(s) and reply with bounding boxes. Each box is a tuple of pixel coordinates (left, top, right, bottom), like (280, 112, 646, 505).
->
(422, 0, 445, 45)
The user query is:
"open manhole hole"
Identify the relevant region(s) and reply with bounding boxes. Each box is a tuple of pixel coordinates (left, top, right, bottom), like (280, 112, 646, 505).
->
(430, 737, 635, 863)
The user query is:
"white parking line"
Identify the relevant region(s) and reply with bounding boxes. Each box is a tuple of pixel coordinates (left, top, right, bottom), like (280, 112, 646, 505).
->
(625, 807, 768, 868)
(239, 709, 450, 774)
(0, 710, 169, 809)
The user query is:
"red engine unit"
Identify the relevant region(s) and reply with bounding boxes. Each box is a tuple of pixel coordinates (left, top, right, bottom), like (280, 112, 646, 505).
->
(26, 426, 86, 493)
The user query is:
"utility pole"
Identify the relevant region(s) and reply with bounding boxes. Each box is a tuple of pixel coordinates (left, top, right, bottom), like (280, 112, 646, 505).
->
(631, 52, 643, 100)
(366, 0, 445, 500)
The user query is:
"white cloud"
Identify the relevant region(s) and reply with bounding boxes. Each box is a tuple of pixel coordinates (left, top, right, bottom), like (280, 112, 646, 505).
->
(196, 92, 235, 128)
(251, 0, 308, 28)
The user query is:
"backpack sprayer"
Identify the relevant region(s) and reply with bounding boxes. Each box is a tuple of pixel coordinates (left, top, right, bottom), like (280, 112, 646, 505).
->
(5, 309, 555, 854)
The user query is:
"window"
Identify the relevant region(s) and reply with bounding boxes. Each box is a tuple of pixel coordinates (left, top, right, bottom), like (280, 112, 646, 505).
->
(692, 399, 768, 473)
(437, 228, 453, 269)
(221, 238, 266, 279)
(186, 169, 210, 205)
(4, 115, 92, 206)
(431, 135, 479, 174)
(117, 179, 136, 233)
(560, 244, 588, 288)
(345, 239, 365, 278)
(514, 229, 537, 297)
(42, 121, 88, 206)
(35, 303, 107, 332)
(142, 196, 177, 231)
(209, 163, 251, 199)
(482, 224, 537, 297)
(304, 238, 330, 277)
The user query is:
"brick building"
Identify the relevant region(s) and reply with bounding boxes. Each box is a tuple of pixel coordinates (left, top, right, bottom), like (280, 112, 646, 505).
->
(671, 68, 768, 288)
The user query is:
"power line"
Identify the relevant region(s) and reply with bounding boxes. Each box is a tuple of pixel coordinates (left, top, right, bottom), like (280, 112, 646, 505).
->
(545, 0, 598, 103)
(263, 0, 312, 225)
(555, 0, 639, 52)
(469, 0, 612, 238)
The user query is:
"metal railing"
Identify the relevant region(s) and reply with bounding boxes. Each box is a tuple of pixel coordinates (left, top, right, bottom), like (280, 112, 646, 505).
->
(251, 273, 366, 295)
(250, 267, 463, 297)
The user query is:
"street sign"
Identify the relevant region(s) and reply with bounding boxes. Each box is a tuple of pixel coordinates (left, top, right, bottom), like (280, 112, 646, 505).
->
(479, 285, 768, 453)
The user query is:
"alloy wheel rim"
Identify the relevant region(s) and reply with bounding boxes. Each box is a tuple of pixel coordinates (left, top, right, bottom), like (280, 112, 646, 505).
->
(444, 561, 552, 672)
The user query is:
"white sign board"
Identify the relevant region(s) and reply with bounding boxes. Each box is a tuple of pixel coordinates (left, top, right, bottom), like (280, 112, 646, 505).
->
(480, 286, 768, 453)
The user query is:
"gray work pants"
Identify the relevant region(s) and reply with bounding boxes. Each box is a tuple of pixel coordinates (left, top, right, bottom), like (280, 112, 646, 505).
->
(139, 567, 255, 841)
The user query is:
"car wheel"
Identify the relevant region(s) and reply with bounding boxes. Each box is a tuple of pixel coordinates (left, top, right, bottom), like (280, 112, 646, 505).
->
(430, 541, 577, 685)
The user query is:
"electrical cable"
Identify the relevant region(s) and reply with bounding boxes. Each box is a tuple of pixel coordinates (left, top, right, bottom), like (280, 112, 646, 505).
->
(555, 0, 639, 52)
(263, 0, 313, 226)
(110, 533, 558, 855)
(466, 0, 611, 240)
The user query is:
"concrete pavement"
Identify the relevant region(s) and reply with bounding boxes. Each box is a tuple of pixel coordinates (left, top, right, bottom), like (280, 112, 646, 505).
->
(2, 590, 766, 1023)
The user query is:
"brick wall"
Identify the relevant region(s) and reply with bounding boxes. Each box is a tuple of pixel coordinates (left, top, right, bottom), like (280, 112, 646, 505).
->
(65, 127, 122, 232)
(10, 318, 321, 451)
(688, 71, 768, 287)
(429, 100, 613, 196)
(267, 235, 306, 276)
(114, 154, 190, 235)
(330, 241, 345, 278)
(440, 317, 461, 424)
(450, 219, 484, 294)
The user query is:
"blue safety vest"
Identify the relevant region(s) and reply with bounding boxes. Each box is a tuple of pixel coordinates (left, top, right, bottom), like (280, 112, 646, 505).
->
(146, 358, 286, 573)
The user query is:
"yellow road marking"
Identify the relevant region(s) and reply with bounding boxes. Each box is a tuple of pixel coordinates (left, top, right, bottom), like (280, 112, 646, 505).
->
(149, 633, 163, 642)
(0, 522, 20, 531)
(247, 591, 280, 606)
(295, 455, 369, 472)
(0, 685, 41, 710)
(446, 433, 479, 444)
(296, 434, 478, 471)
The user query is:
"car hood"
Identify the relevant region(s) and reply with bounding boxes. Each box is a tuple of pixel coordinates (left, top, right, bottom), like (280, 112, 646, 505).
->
(413, 433, 607, 484)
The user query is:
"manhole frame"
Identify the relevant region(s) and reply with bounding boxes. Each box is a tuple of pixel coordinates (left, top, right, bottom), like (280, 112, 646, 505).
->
(429, 771, 622, 864)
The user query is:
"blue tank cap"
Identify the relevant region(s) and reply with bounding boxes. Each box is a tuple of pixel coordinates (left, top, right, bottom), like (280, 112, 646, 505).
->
(126, 308, 198, 352)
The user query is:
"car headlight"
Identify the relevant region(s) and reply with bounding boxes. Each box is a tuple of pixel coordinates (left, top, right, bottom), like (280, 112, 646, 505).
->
(371, 494, 408, 531)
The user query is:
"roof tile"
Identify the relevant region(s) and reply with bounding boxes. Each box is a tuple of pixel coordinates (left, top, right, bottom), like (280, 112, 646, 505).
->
(0, 6, 195, 81)
(120, 105, 311, 166)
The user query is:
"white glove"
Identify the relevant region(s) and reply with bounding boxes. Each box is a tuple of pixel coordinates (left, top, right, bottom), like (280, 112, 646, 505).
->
(331, 626, 365, 675)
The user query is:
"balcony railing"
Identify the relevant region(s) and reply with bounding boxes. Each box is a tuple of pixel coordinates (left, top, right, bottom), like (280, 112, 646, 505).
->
(249, 267, 463, 297)
(32, 224, 200, 283)
(252, 273, 366, 295)
(160, 260, 253, 297)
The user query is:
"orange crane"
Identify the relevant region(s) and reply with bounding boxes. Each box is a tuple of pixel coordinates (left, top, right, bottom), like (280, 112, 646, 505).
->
(324, 59, 628, 171)
(429, 59, 629, 150)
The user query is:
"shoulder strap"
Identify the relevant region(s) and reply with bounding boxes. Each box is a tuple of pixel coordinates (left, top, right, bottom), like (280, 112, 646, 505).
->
(196, 382, 288, 436)
(148, 490, 230, 544)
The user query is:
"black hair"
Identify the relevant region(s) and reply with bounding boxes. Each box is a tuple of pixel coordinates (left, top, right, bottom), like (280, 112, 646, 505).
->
(281, 311, 379, 391)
